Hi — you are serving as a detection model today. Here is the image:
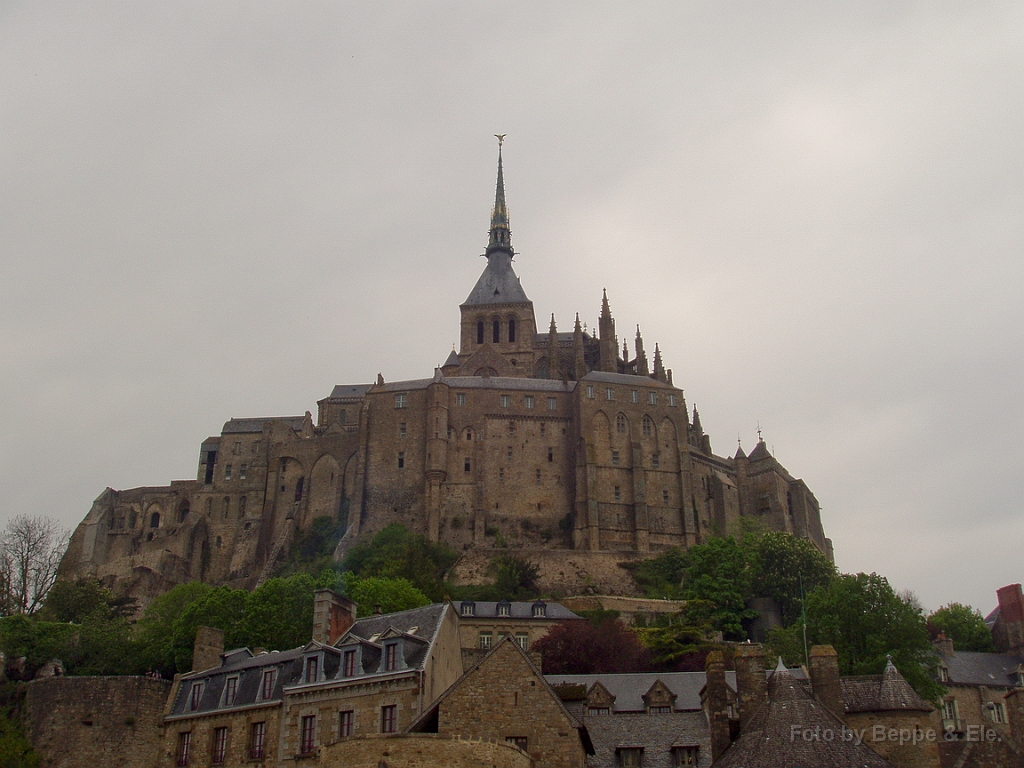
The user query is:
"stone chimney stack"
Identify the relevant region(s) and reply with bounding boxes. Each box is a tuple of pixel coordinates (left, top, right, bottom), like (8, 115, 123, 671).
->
(704, 651, 732, 762)
(734, 643, 768, 729)
(808, 645, 844, 718)
(994, 584, 1024, 656)
(312, 589, 357, 645)
(192, 626, 224, 673)
(933, 633, 955, 657)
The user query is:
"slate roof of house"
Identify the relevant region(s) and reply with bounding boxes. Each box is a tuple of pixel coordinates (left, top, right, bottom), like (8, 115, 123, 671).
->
(545, 669, 808, 714)
(841, 659, 933, 713)
(458, 600, 581, 621)
(713, 668, 893, 768)
(939, 650, 1024, 687)
(581, 370, 677, 389)
(168, 603, 449, 719)
(583, 711, 711, 768)
(222, 416, 306, 434)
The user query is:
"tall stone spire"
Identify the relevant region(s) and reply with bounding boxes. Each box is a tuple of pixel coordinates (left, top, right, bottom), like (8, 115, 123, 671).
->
(547, 314, 559, 379)
(653, 343, 666, 382)
(598, 289, 618, 372)
(487, 136, 512, 256)
(573, 313, 587, 380)
(635, 325, 649, 376)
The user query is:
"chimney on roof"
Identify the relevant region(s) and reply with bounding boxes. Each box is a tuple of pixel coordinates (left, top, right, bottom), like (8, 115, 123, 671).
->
(994, 584, 1024, 656)
(734, 643, 768, 729)
(192, 626, 224, 673)
(808, 645, 844, 718)
(704, 651, 732, 762)
(312, 590, 357, 645)
(933, 633, 954, 657)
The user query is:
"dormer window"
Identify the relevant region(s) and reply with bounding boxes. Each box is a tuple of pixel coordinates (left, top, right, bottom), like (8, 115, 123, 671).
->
(938, 665, 949, 683)
(188, 682, 204, 711)
(343, 649, 356, 677)
(532, 601, 546, 618)
(497, 600, 511, 617)
(384, 642, 399, 672)
(305, 656, 319, 683)
(223, 676, 238, 706)
(260, 669, 276, 700)
(461, 600, 475, 617)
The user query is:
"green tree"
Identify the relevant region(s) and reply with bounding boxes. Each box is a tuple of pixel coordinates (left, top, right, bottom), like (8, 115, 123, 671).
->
(623, 547, 687, 599)
(768, 572, 942, 700)
(492, 554, 540, 600)
(748, 532, 836, 625)
(169, 587, 248, 672)
(343, 524, 458, 601)
(928, 603, 995, 653)
(134, 582, 214, 675)
(341, 574, 430, 617)
(239, 574, 317, 652)
(38, 579, 136, 623)
(680, 537, 754, 640)
(635, 600, 722, 671)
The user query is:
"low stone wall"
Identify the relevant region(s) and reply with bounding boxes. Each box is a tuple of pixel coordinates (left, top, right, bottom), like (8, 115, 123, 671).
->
(320, 733, 532, 768)
(25, 676, 171, 768)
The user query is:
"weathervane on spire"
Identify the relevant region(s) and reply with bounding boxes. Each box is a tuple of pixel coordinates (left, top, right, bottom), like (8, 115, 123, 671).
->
(756, 422, 763, 442)
(495, 134, 506, 147)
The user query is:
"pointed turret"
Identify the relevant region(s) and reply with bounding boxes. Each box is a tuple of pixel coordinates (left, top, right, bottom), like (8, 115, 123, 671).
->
(487, 140, 513, 256)
(573, 313, 587, 379)
(547, 314, 559, 379)
(635, 326, 649, 376)
(652, 344, 666, 382)
(598, 289, 618, 372)
(692, 405, 703, 437)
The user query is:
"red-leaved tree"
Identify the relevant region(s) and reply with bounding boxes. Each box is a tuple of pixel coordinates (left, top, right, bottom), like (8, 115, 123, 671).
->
(533, 618, 652, 674)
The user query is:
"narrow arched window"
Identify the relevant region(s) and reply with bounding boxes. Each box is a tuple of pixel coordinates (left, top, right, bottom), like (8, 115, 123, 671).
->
(477, 321, 484, 344)
(493, 320, 500, 344)
(508, 318, 516, 343)
(239, 496, 247, 517)
(150, 512, 160, 528)
(642, 416, 653, 436)
(616, 414, 627, 434)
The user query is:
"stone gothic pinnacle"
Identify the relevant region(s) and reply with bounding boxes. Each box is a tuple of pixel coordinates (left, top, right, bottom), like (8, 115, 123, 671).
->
(486, 138, 513, 256)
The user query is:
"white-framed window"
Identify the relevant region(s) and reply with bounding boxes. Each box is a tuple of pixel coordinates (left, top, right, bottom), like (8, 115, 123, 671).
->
(478, 632, 493, 649)
(588, 706, 610, 715)
(991, 701, 1007, 723)
(212, 726, 228, 765)
(586, 385, 595, 399)
(673, 746, 699, 766)
(642, 416, 653, 436)
(399, 422, 406, 438)
(525, 395, 534, 409)
(239, 464, 248, 479)
(648, 392, 657, 405)
(456, 392, 466, 406)
(606, 387, 614, 401)
(630, 390, 638, 403)
(668, 394, 677, 407)
(616, 414, 627, 433)
(497, 602, 510, 616)
(500, 394, 511, 408)
(224, 464, 232, 480)
(612, 450, 620, 465)
(547, 397, 557, 410)
(394, 393, 407, 409)
(515, 633, 529, 649)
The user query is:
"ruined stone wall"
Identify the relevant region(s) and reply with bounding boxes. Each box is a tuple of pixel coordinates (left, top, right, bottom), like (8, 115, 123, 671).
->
(25, 676, 170, 768)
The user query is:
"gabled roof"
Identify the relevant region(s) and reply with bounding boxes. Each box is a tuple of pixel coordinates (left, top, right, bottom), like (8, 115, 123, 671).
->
(940, 649, 1024, 687)
(583, 711, 710, 768)
(340, 602, 448, 658)
(222, 416, 306, 434)
(714, 668, 892, 768)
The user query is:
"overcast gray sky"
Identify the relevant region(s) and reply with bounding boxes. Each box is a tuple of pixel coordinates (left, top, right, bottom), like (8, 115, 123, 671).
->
(2, 2, 1022, 615)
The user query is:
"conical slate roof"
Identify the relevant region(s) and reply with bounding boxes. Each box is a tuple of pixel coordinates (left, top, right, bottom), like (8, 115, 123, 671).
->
(714, 667, 892, 768)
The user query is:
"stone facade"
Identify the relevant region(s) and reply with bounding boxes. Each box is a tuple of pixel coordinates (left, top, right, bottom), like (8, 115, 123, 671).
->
(58, 148, 832, 609)
(25, 676, 171, 768)
(411, 635, 589, 768)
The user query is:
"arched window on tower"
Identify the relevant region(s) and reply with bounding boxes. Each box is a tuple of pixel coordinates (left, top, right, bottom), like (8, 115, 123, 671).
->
(493, 319, 500, 344)
(477, 321, 484, 344)
(642, 416, 653, 436)
(508, 318, 516, 343)
(616, 414, 627, 434)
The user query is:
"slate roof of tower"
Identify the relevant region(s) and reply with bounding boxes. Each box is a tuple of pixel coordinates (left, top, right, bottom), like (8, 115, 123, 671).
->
(222, 416, 306, 433)
(747, 440, 772, 461)
(463, 253, 531, 305)
(713, 668, 892, 768)
(841, 661, 933, 713)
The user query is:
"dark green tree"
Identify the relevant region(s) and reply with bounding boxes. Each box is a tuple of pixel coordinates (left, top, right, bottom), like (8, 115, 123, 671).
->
(343, 524, 458, 601)
(748, 531, 836, 625)
(928, 603, 996, 653)
(238, 574, 317, 652)
(133, 581, 214, 675)
(169, 587, 248, 672)
(492, 554, 540, 600)
(768, 572, 942, 700)
(623, 547, 687, 599)
(680, 537, 754, 640)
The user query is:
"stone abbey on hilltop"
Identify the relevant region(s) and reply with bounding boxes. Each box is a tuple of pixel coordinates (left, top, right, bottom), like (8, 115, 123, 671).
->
(59, 146, 832, 604)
